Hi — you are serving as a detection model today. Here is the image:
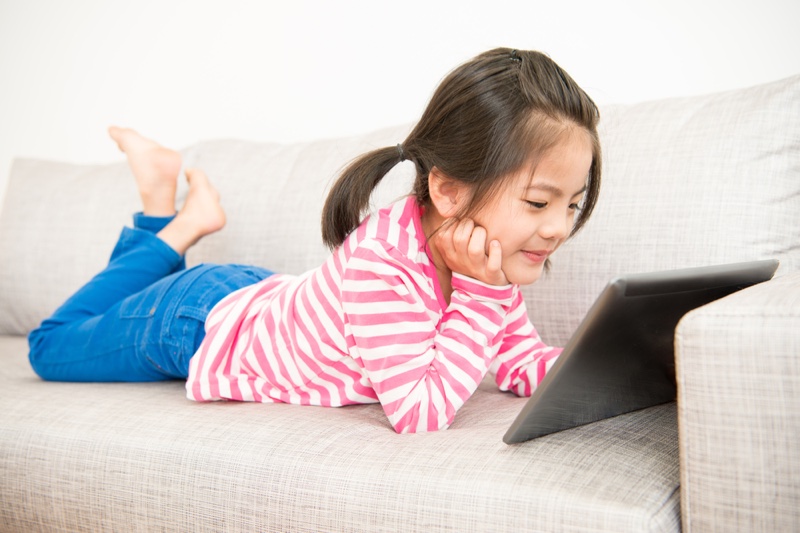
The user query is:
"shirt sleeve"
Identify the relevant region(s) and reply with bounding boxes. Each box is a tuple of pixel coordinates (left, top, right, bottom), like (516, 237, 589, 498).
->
(340, 241, 516, 433)
(491, 290, 563, 397)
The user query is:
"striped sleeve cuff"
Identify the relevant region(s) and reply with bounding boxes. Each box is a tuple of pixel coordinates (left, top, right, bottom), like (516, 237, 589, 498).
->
(451, 273, 515, 306)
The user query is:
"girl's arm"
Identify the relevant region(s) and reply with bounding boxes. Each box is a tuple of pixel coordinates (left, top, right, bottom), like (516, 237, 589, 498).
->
(491, 290, 563, 397)
(341, 241, 515, 434)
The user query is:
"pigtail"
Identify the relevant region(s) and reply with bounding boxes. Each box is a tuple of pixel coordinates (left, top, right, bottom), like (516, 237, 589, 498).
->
(321, 146, 405, 250)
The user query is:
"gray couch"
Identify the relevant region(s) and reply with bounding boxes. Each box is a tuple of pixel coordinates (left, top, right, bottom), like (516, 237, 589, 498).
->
(1, 75, 798, 532)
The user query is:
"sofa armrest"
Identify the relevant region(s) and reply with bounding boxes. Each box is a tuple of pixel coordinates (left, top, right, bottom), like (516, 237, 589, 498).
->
(675, 270, 800, 532)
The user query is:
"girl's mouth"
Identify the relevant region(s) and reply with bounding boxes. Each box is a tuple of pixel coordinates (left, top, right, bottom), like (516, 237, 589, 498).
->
(522, 250, 551, 264)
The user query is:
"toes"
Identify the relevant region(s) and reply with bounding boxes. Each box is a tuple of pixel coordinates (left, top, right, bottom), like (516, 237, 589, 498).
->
(107, 126, 156, 154)
(108, 126, 125, 149)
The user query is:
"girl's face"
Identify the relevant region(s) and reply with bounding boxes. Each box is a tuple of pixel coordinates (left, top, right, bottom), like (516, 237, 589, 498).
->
(471, 130, 593, 285)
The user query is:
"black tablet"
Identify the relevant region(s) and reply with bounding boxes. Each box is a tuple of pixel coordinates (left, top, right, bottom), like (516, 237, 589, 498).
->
(503, 259, 779, 444)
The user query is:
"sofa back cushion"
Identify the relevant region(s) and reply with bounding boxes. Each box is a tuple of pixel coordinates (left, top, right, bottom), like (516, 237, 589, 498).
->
(0, 126, 414, 335)
(1, 76, 798, 342)
(525, 74, 800, 345)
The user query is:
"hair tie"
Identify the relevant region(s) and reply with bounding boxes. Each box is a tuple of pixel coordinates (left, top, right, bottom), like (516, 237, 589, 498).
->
(510, 49, 522, 62)
(396, 143, 407, 162)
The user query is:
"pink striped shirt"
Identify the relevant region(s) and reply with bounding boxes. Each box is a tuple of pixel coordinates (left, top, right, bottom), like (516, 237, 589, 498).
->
(185, 196, 561, 433)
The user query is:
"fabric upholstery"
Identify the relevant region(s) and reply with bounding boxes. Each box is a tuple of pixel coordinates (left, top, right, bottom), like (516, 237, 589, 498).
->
(0, 126, 414, 336)
(676, 270, 800, 532)
(2, 78, 799, 344)
(1, 74, 799, 531)
(0, 335, 680, 533)
(526, 74, 800, 346)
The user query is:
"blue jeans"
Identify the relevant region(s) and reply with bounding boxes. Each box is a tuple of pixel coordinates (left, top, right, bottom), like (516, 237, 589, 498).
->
(28, 213, 273, 382)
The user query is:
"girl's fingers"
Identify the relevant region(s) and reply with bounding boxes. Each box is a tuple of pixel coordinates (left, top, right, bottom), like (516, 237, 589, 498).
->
(435, 218, 507, 286)
(468, 225, 487, 261)
(435, 223, 454, 253)
(452, 218, 474, 250)
(486, 240, 505, 282)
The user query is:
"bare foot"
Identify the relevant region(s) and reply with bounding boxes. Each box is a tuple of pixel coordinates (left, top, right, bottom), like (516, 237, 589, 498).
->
(156, 168, 226, 256)
(109, 126, 182, 217)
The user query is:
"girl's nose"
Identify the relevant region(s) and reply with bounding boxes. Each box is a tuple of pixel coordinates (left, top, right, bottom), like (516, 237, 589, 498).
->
(538, 212, 571, 241)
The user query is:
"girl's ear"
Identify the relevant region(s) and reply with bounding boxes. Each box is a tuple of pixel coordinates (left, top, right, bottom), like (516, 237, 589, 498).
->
(428, 167, 469, 218)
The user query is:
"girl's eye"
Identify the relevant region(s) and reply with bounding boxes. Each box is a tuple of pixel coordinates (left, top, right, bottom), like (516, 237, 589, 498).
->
(569, 203, 582, 211)
(526, 201, 547, 209)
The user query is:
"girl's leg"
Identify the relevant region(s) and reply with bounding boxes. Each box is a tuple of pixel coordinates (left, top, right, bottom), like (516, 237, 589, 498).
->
(28, 225, 184, 381)
(28, 128, 225, 382)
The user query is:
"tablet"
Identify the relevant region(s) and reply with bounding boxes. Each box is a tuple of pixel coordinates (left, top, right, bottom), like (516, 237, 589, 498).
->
(503, 259, 779, 444)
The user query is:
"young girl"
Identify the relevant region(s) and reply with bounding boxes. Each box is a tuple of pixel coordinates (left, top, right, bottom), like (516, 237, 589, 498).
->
(28, 47, 601, 434)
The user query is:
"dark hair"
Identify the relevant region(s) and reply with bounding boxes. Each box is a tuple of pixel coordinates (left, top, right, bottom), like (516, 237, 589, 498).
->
(321, 47, 601, 249)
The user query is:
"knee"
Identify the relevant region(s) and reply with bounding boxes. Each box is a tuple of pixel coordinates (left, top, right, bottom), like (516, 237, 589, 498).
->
(27, 323, 58, 380)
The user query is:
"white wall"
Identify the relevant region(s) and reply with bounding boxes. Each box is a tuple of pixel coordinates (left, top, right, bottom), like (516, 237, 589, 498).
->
(1, 0, 798, 210)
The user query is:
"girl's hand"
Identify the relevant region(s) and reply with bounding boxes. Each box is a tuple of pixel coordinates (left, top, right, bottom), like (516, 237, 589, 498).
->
(434, 218, 509, 286)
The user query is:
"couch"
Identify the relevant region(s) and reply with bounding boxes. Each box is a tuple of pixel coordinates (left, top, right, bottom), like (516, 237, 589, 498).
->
(1, 74, 798, 532)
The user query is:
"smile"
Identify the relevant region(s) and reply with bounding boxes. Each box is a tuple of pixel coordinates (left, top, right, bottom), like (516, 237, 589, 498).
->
(521, 250, 551, 264)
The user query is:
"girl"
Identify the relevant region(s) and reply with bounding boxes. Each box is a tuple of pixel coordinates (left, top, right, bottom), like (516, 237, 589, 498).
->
(28, 48, 601, 434)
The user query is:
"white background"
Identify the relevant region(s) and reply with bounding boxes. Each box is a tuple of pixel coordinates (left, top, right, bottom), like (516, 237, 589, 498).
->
(1, 0, 798, 209)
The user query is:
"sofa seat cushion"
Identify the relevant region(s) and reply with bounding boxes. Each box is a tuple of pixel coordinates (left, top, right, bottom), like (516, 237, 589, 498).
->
(1, 336, 680, 533)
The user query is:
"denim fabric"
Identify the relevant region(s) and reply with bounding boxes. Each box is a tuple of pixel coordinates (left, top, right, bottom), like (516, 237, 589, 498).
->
(28, 214, 272, 382)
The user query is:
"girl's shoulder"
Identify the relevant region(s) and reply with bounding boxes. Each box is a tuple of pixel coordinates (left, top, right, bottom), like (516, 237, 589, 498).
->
(329, 195, 436, 287)
(344, 195, 426, 261)
(333, 196, 440, 308)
